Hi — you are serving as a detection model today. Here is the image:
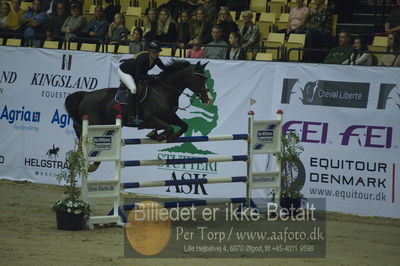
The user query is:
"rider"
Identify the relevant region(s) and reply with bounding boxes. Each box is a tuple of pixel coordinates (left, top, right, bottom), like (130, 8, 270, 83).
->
(115, 41, 167, 105)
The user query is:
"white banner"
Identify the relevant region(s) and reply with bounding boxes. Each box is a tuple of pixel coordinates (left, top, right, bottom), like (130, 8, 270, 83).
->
(1, 47, 399, 218)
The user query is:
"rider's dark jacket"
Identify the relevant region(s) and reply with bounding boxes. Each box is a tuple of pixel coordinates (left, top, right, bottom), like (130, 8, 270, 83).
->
(119, 51, 166, 80)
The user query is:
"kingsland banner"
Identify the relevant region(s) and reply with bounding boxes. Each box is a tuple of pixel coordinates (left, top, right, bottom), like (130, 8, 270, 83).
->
(0, 46, 399, 218)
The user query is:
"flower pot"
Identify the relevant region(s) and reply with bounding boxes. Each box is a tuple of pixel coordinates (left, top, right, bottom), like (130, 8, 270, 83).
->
(56, 210, 85, 230)
(280, 197, 302, 216)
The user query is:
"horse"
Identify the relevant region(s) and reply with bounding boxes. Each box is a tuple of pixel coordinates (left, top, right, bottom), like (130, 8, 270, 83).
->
(64, 60, 211, 172)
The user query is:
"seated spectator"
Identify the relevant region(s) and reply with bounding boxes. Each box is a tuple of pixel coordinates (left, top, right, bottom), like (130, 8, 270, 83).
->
(323, 31, 353, 64)
(108, 13, 129, 43)
(6, 0, 26, 33)
(189, 7, 212, 45)
(156, 8, 177, 44)
(384, 0, 400, 35)
(215, 6, 238, 43)
(129, 26, 146, 54)
(197, 0, 217, 23)
(226, 31, 245, 60)
(143, 8, 158, 42)
(104, 0, 121, 24)
(61, 2, 87, 41)
(19, 0, 48, 44)
(187, 37, 204, 58)
(378, 33, 400, 66)
(238, 10, 259, 60)
(205, 25, 227, 59)
(41, 0, 67, 17)
(285, 0, 310, 35)
(342, 37, 372, 65)
(46, 1, 67, 41)
(177, 10, 191, 48)
(0, 1, 11, 32)
(83, 5, 108, 41)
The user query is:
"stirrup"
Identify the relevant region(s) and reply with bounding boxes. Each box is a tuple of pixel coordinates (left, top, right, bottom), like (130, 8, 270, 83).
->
(115, 90, 128, 105)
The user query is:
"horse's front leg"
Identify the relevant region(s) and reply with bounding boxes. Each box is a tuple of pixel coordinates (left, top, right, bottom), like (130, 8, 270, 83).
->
(167, 114, 188, 142)
(143, 116, 174, 142)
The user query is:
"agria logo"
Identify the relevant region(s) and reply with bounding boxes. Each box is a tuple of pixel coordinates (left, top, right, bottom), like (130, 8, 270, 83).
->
(157, 70, 219, 195)
(0, 105, 41, 124)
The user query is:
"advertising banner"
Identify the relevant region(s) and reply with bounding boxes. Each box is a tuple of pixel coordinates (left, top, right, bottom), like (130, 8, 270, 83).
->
(1, 47, 399, 217)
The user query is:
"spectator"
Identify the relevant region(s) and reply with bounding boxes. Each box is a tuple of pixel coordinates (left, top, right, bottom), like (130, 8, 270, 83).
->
(285, 0, 310, 35)
(61, 1, 86, 41)
(177, 10, 191, 48)
(205, 25, 227, 59)
(41, 0, 67, 17)
(385, 0, 400, 35)
(46, 1, 67, 41)
(197, 0, 217, 23)
(378, 33, 400, 66)
(342, 37, 372, 65)
(19, 0, 48, 44)
(156, 8, 177, 44)
(187, 37, 204, 58)
(215, 6, 238, 43)
(108, 13, 129, 43)
(189, 7, 212, 45)
(6, 0, 25, 33)
(83, 5, 108, 41)
(0, 1, 11, 32)
(104, 0, 121, 24)
(143, 8, 158, 42)
(305, 0, 333, 49)
(238, 10, 259, 60)
(129, 26, 146, 54)
(226, 31, 245, 60)
(323, 31, 353, 64)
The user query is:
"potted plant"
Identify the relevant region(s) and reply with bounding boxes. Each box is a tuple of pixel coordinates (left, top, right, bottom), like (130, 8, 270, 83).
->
(277, 132, 305, 214)
(51, 139, 90, 230)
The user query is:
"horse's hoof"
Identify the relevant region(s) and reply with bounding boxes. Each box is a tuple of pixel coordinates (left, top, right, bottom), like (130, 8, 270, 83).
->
(146, 130, 158, 140)
(167, 133, 180, 143)
(88, 164, 99, 172)
(157, 133, 168, 142)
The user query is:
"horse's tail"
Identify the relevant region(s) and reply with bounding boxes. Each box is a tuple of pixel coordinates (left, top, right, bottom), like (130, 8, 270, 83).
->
(65, 91, 87, 127)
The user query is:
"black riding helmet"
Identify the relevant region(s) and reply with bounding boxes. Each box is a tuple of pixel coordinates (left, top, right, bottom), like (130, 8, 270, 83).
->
(148, 41, 162, 52)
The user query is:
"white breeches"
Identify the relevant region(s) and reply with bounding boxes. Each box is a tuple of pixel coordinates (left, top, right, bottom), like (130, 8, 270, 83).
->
(118, 67, 136, 94)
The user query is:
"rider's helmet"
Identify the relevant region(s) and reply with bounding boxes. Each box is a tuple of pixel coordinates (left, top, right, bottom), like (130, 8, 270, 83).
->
(148, 41, 162, 52)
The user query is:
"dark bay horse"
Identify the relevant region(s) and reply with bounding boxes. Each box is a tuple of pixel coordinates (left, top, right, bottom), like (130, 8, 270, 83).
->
(64, 60, 211, 171)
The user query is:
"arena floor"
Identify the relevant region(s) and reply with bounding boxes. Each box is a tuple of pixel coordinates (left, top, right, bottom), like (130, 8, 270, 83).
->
(0, 179, 399, 266)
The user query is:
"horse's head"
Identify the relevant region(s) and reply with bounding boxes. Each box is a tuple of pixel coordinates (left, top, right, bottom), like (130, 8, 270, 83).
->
(187, 62, 212, 105)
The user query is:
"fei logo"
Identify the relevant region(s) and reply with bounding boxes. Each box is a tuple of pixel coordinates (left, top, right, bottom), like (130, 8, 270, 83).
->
(339, 125, 393, 149)
(62, 55, 72, 70)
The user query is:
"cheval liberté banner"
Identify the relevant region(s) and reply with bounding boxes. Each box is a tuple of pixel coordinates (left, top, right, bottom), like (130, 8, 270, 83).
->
(0, 46, 399, 218)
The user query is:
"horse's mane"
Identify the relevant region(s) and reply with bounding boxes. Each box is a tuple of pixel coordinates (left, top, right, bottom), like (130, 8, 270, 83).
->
(160, 60, 192, 76)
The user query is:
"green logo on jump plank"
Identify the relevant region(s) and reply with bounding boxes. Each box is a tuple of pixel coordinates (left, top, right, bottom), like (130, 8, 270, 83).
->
(160, 70, 218, 155)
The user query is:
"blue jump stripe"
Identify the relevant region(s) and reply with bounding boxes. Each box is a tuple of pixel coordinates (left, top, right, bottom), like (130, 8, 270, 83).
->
(232, 176, 248, 182)
(88, 151, 101, 157)
(165, 157, 208, 164)
(232, 134, 249, 140)
(123, 160, 141, 167)
(232, 155, 248, 161)
(124, 138, 141, 145)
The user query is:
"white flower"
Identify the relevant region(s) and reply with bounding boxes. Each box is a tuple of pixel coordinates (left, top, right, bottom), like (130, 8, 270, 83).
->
(67, 201, 73, 207)
(74, 202, 79, 208)
(67, 208, 72, 213)
(74, 209, 82, 214)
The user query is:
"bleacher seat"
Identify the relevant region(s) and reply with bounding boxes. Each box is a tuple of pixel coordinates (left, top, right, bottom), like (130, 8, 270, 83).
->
(255, 52, 273, 61)
(268, 0, 287, 17)
(43, 40, 60, 49)
(125, 6, 142, 29)
(276, 13, 289, 31)
(6, 38, 21, 46)
(80, 43, 98, 52)
(117, 45, 130, 54)
(265, 33, 285, 60)
(250, 0, 267, 13)
(285, 33, 306, 61)
(257, 12, 276, 40)
(160, 47, 173, 57)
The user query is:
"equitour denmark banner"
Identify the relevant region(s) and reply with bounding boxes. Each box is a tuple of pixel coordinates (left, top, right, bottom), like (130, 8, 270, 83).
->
(271, 63, 400, 218)
(1, 47, 399, 218)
